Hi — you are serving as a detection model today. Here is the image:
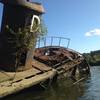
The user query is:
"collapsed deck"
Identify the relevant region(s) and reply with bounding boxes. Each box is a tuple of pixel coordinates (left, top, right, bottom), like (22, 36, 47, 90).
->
(0, 61, 56, 98)
(34, 46, 90, 77)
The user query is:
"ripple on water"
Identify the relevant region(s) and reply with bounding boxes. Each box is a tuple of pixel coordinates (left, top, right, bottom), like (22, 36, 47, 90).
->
(79, 66, 100, 100)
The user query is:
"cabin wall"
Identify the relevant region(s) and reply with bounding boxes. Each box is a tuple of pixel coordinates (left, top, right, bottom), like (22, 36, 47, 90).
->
(0, 2, 41, 72)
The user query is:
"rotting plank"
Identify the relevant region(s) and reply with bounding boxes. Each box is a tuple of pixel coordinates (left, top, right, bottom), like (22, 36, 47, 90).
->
(12, 68, 42, 82)
(0, 69, 56, 98)
(0, 72, 12, 83)
(0, 68, 41, 83)
(32, 60, 52, 71)
(56, 58, 82, 71)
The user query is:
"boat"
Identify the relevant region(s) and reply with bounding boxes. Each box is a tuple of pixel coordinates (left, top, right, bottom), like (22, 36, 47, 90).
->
(34, 36, 90, 80)
(0, 0, 90, 98)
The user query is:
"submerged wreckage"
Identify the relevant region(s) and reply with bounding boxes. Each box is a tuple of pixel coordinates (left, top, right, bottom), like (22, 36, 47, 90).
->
(34, 36, 90, 78)
(0, 0, 90, 98)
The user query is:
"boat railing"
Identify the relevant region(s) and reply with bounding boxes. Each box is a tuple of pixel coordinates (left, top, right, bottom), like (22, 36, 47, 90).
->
(36, 36, 70, 48)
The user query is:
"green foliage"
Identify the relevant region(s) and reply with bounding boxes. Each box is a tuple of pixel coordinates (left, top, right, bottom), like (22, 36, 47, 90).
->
(37, 17, 48, 37)
(83, 50, 100, 66)
(7, 26, 35, 52)
(6, 17, 47, 67)
(6, 18, 47, 52)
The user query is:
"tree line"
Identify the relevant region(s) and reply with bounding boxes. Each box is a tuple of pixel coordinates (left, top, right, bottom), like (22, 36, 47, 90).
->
(83, 50, 100, 66)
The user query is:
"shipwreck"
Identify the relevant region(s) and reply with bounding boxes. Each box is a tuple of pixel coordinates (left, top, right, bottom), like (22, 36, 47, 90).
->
(34, 36, 90, 79)
(0, 0, 90, 98)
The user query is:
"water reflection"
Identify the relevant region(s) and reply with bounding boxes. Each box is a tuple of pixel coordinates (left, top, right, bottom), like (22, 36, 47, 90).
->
(3, 66, 100, 100)
(79, 66, 100, 100)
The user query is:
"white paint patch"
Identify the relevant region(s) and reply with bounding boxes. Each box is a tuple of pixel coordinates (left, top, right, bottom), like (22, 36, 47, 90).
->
(30, 15, 40, 32)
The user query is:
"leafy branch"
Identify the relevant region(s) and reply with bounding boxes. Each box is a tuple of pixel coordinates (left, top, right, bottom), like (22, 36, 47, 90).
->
(6, 17, 47, 69)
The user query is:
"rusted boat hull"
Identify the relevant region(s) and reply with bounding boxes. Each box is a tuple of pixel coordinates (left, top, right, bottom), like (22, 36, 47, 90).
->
(34, 46, 90, 79)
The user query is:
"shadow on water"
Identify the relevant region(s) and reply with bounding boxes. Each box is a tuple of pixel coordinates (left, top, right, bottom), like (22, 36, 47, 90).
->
(3, 66, 100, 100)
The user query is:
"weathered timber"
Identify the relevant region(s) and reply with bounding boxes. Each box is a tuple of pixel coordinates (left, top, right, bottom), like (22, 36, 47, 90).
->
(32, 59, 52, 72)
(0, 68, 56, 98)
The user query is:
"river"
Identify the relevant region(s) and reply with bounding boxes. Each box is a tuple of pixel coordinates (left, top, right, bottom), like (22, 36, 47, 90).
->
(4, 66, 100, 100)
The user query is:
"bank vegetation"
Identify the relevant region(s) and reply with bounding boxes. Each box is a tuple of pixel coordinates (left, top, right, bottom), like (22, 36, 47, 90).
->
(83, 50, 100, 66)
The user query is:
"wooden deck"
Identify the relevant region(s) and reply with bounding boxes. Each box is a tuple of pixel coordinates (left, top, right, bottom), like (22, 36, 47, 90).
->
(0, 60, 56, 98)
(32, 59, 52, 71)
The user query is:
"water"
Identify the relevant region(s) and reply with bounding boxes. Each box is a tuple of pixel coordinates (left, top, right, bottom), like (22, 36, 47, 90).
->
(4, 66, 100, 100)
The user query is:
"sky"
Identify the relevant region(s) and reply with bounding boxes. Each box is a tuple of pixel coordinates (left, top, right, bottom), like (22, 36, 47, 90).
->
(0, 0, 100, 53)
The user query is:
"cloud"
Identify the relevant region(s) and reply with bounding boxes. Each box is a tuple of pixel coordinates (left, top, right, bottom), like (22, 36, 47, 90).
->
(85, 29, 100, 37)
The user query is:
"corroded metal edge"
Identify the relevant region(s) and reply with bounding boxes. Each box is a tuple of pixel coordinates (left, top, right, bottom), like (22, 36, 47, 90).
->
(0, 0, 45, 13)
